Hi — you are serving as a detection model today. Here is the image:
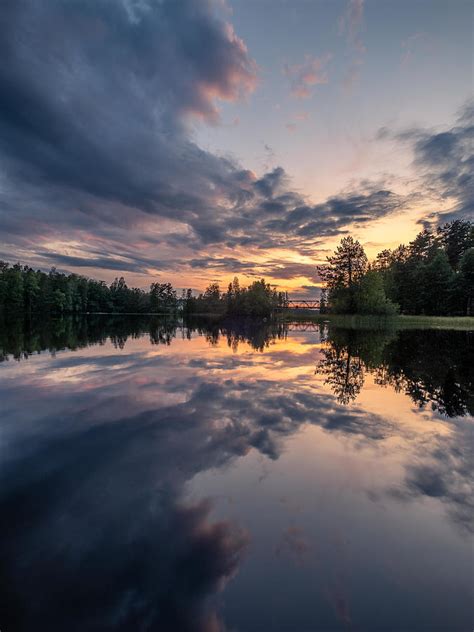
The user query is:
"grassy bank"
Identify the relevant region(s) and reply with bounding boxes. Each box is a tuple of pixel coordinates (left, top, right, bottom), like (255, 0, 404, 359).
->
(279, 310, 474, 330)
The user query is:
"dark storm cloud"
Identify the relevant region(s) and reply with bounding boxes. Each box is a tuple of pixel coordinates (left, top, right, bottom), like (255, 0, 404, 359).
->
(0, 0, 409, 272)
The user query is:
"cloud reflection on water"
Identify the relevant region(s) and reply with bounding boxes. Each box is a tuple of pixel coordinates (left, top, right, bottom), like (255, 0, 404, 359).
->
(0, 317, 472, 630)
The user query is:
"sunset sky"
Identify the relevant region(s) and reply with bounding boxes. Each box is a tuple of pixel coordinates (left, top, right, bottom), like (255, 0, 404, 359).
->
(0, 0, 472, 297)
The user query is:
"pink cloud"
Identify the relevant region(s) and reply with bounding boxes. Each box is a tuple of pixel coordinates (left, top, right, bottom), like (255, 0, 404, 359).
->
(184, 22, 258, 123)
(294, 111, 310, 121)
(283, 53, 331, 99)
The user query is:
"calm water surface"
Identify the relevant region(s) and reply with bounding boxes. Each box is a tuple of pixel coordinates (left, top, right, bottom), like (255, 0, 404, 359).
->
(0, 318, 473, 631)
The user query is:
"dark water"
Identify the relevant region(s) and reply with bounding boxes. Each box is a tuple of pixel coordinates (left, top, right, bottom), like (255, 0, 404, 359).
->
(0, 317, 473, 632)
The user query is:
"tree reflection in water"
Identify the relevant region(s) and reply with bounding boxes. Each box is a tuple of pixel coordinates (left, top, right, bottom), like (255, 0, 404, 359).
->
(316, 326, 473, 417)
(0, 314, 290, 360)
(1, 315, 471, 417)
(316, 337, 365, 405)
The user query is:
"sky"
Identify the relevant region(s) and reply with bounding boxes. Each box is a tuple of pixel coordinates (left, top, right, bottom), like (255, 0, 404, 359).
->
(0, 0, 472, 298)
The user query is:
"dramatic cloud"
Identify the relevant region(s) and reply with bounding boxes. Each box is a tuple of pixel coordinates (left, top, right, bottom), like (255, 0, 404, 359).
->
(0, 0, 461, 290)
(381, 100, 474, 225)
(246, 180, 404, 245)
(0, 0, 258, 244)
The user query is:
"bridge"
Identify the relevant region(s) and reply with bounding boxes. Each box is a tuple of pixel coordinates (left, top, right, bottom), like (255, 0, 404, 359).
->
(282, 300, 320, 310)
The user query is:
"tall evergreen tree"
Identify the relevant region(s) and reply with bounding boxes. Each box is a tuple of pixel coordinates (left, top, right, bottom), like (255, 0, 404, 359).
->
(420, 250, 454, 315)
(459, 248, 474, 315)
(437, 219, 474, 269)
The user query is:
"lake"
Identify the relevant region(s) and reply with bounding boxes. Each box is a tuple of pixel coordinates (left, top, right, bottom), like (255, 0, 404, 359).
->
(0, 317, 473, 632)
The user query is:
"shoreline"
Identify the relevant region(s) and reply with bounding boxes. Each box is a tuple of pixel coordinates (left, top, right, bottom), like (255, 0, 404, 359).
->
(2, 310, 474, 330)
(278, 311, 474, 330)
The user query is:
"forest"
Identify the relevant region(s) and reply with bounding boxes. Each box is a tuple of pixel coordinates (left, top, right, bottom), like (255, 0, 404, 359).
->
(0, 262, 286, 318)
(0, 219, 472, 318)
(318, 219, 473, 316)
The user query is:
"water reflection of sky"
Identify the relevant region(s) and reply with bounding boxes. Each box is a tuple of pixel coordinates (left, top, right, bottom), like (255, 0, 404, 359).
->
(0, 323, 472, 631)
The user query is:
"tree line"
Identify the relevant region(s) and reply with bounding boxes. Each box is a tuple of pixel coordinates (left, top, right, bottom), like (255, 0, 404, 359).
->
(185, 278, 288, 317)
(0, 261, 287, 318)
(318, 219, 473, 316)
(0, 263, 182, 315)
(1, 218, 471, 318)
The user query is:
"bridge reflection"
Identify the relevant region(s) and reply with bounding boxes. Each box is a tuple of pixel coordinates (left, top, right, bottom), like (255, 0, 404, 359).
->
(285, 321, 322, 331)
